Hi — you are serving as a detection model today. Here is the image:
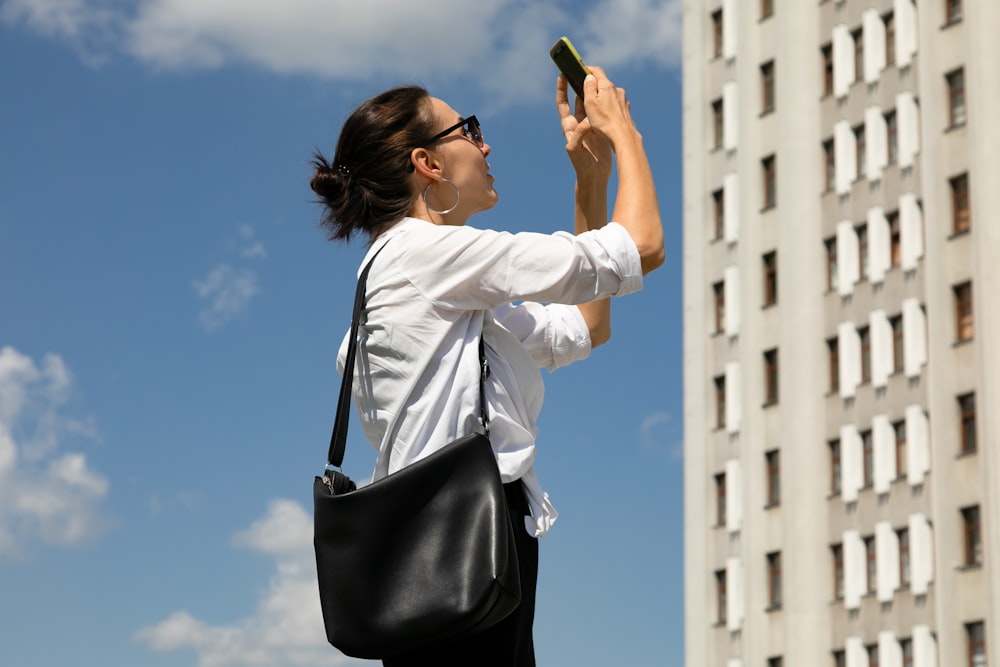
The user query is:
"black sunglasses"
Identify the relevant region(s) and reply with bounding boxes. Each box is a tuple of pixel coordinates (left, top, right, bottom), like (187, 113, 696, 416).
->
(421, 115, 484, 148)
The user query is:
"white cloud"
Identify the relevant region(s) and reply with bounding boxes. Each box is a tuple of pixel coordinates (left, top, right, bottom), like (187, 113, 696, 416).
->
(0, 346, 109, 560)
(640, 410, 683, 460)
(0, 0, 682, 104)
(238, 225, 268, 260)
(193, 263, 259, 332)
(136, 499, 364, 667)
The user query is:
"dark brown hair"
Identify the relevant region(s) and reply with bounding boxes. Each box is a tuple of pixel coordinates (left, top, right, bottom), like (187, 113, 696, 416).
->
(310, 85, 436, 242)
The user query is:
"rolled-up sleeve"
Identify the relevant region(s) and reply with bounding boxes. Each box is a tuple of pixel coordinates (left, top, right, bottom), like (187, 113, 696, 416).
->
(494, 302, 592, 371)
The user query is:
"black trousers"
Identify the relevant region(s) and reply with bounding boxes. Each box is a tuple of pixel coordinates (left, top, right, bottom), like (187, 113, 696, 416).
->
(382, 480, 539, 667)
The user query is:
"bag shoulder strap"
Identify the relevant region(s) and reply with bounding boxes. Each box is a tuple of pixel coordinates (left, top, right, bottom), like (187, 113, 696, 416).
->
(326, 242, 489, 468)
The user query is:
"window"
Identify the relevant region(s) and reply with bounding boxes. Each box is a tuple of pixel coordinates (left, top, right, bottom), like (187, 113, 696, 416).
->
(712, 188, 724, 239)
(852, 28, 864, 82)
(761, 60, 775, 114)
(891, 314, 904, 373)
(959, 392, 977, 454)
(715, 473, 727, 526)
(955, 281, 974, 341)
(886, 110, 898, 164)
(962, 505, 982, 566)
(884, 11, 896, 66)
(834, 649, 846, 667)
(859, 326, 871, 384)
(762, 155, 777, 209)
(825, 237, 838, 291)
(967, 621, 986, 667)
(760, 0, 773, 20)
(830, 439, 842, 495)
(768, 658, 783, 667)
(894, 419, 908, 478)
(951, 172, 970, 233)
(767, 551, 782, 608)
(763, 251, 777, 305)
(897, 526, 911, 585)
(888, 210, 901, 267)
(713, 281, 725, 333)
(946, 0, 963, 25)
(822, 44, 834, 97)
(766, 450, 780, 505)
(831, 543, 844, 599)
(854, 124, 866, 181)
(947, 68, 967, 127)
(711, 9, 723, 58)
(864, 535, 877, 593)
(867, 644, 880, 667)
(861, 429, 874, 488)
(823, 139, 835, 191)
(901, 638, 913, 667)
(827, 337, 840, 392)
(712, 98, 724, 149)
(857, 223, 869, 280)
(715, 375, 726, 429)
(764, 349, 779, 404)
(715, 569, 727, 623)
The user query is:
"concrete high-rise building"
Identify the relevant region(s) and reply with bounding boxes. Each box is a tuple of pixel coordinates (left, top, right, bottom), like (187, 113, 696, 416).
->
(682, 1, 998, 666)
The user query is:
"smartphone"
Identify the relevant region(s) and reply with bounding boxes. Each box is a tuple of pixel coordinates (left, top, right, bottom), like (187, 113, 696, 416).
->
(549, 36, 591, 100)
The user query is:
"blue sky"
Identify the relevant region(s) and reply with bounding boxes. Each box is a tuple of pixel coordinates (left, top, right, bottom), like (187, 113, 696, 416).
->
(0, 1, 684, 665)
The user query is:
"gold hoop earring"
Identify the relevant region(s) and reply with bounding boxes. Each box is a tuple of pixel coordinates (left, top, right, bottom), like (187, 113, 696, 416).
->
(422, 178, 461, 216)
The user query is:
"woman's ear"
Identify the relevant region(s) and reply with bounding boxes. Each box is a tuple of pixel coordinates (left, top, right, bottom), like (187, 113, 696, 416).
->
(409, 147, 442, 180)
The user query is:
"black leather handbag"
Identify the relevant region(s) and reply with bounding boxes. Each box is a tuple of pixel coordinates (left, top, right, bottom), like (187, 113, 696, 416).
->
(313, 245, 521, 660)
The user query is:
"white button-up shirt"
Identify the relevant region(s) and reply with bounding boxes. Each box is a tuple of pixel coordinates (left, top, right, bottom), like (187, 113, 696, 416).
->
(338, 217, 642, 537)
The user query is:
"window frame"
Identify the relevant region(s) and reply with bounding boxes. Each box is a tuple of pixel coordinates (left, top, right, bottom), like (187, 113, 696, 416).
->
(762, 155, 777, 209)
(947, 67, 967, 127)
(831, 543, 845, 599)
(715, 472, 727, 526)
(966, 620, 986, 667)
(821, 43, 834, 97)
(951, 172, 970, 233)
(712, 188, 725, 240)
(827, 336, 840, 393)
(894, 419, 907, 479)
(891, 313, 904, 373)
(711, 98, 724, 149)
(829, 439, 842, 495)
(962, 505, 982, 566)
(761, 60, 775, 114)
(711, 9, 724, 59)
(897, 526, 911, 586)
(766, 449, 780, 505)
(767, 550, 782, 608)
(714, 375, 727, 430)
(713, 280, 725, 333)
(959, 392, 977, 454)
(762, 250, 778, 305)
(954, 281, 974, 341)
(764, 349, 779, 404)
(861, 428, 874, 488)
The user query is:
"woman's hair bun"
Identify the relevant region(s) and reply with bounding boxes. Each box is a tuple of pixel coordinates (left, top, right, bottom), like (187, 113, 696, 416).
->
(309, 154, 345, 201)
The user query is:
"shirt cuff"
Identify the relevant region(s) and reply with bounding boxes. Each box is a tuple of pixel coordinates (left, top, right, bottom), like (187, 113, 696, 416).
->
(545, 304, 591, 371)
(598, 222, 644, 297)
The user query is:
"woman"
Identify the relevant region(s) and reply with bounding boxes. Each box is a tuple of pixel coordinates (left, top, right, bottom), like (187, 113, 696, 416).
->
(310, 68, 663, 666)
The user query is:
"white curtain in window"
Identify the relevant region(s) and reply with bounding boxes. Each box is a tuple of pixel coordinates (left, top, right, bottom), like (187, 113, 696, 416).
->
(725, 362, 741, 434)
(837, 220, 860, 296)
(873, 413, 897, 493)
(846, 636, 870, 667)
(724, 265, 741, 338)
(844, 529, 866, 610)
(866, 107, 889, 182)
(903, 298, 927, 377)
(900, 193, 924, 270)
(833, 25, 853, 99)
(905, 405, 930, 487)
(909, 514, 934, 596)
(723, 81, 739, 152)
(725, 459, 742, 534)
(870, 309, 893, 388)
(726, 557, 744, 632)
(897, 92, 921, 169)
(841, 424, 863, 503)
(724, 172, 740, 243)
(879, 630, 903, 667)
(839, 321, 861, 398)
(876, 520, 901, 601)
(722, 0, 738, 61)
(894, 0, 918, 68)
(863, 10, 886, 83)
(835, 121, 858, 194)
(868, 207, 891, 285)
(913, 625, 938, 667)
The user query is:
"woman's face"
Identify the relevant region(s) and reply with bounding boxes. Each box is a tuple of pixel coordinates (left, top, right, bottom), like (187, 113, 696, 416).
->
(425, 97, 497, 222)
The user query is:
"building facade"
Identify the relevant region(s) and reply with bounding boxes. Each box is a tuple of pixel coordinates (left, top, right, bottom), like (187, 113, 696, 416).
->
(682, 1, 998, 666)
